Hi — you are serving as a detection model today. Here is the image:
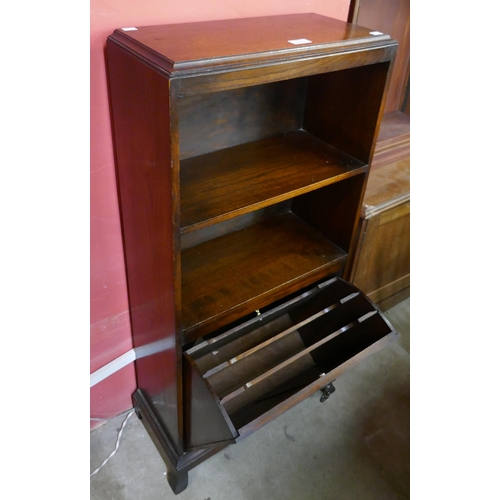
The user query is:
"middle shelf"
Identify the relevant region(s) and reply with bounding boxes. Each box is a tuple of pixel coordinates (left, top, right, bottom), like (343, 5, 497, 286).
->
(181, 211, 348, 343)
(180, 130, 367, 234)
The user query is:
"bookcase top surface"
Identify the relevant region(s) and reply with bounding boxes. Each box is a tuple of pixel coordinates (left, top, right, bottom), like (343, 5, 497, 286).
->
(109, 13, 393, 74)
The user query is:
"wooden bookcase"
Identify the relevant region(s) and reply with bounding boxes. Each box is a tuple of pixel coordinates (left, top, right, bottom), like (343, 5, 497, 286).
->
(106, 13, 399, 494)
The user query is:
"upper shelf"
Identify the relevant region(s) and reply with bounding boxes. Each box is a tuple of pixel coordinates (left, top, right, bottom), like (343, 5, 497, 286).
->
(180, 130, 367, 233)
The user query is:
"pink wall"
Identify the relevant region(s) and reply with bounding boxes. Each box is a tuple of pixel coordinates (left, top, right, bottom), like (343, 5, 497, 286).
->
(90, 0, 351, 424)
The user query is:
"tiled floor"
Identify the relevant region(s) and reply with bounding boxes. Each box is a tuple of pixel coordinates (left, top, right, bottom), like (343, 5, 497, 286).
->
(90, 298, 409, 500)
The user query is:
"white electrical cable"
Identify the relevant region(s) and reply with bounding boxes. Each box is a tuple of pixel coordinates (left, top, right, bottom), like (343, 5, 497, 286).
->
(90, 408, 133, 421)
(90, 410, 134, 477)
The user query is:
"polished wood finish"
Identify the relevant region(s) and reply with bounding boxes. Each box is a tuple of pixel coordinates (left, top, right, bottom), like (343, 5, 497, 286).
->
(181, 130, 366, 233)
(347, 0, 410, 307)
(109, 14, 393, 74)
(363, 156, 410, 216)
(351, 195, 410, 304)
(349, 0, 410, 113)
(178, 79, 306, 160)
(349, 115, 410, 305)
(107, 14, 397, 494)
(133, 389, 228, 494)
(107, 41, 183, 455)
(371, 111, 410, 170)
(181, 211, 348, 342)
(176, 44, 396, 97)
(183, 356, 237, 450)
(303, 62, 392, 164)
(292, 174, 366, 259)
(184, 278, 397, 444)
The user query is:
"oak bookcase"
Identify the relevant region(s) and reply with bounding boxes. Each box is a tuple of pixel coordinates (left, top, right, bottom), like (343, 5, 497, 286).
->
(106, 13, 399, 494)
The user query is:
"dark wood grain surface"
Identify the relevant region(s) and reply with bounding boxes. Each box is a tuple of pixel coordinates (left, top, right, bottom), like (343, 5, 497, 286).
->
(363, 158, 409, 215)
(183, 355, 237, 450)
(352, 202, 410, 304)
(371, 111, 410, 170)
(178, 79, 306, 160)
(181, 212, 347, 342)
(235, 328, 397, 438)
(351, 0, 410, 113)
(109, 13, 391, 73)
(181, 130, 366, 233)
(175, 44, 396, 97)
(107, 13, 398, 488)
(304, 62, 391, 165)
(107, 40, 183, 455)
(192, 315, 294, 376)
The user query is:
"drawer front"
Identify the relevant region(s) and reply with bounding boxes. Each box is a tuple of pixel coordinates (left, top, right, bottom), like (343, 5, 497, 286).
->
(183, 276, 398, 449)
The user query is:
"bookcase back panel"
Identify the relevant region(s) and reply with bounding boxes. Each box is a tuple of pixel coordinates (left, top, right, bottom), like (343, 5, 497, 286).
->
(180, 203, 290, 251)
(178, 63, 390, 165)
(178, 78, 307, 160)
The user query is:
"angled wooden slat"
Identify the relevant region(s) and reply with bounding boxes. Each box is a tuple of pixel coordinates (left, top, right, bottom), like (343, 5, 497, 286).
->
(220, 319, 361, 405)
(202, 293, 360, 379)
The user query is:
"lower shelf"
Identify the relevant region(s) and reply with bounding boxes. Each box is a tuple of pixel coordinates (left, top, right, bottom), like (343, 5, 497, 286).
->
(183, 276, 398, 448)
(181, 211, 347, 342)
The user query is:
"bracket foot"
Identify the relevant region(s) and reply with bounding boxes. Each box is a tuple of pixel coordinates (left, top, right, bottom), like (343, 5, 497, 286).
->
(167, 469, 188, 495)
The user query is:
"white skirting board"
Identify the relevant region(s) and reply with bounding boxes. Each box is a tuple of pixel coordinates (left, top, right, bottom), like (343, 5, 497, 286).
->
(90, 338, 175, 387)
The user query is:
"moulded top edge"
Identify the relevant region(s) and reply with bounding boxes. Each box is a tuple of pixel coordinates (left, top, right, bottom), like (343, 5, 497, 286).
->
(108, 13, 396, 75)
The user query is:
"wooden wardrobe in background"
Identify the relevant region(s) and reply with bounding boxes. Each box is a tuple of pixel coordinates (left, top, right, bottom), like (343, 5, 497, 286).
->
(348, 0, 410, 310)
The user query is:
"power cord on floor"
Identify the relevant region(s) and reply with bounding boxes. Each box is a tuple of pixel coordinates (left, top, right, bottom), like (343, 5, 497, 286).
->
(90, 410, 134, 478)
(90, 408, 134, 421)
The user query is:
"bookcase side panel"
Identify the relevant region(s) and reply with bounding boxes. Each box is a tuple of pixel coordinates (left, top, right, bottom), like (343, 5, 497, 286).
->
(303, 61, 392, 164)
(292, 174, 367, 254)
(107, 40, 184, 455)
